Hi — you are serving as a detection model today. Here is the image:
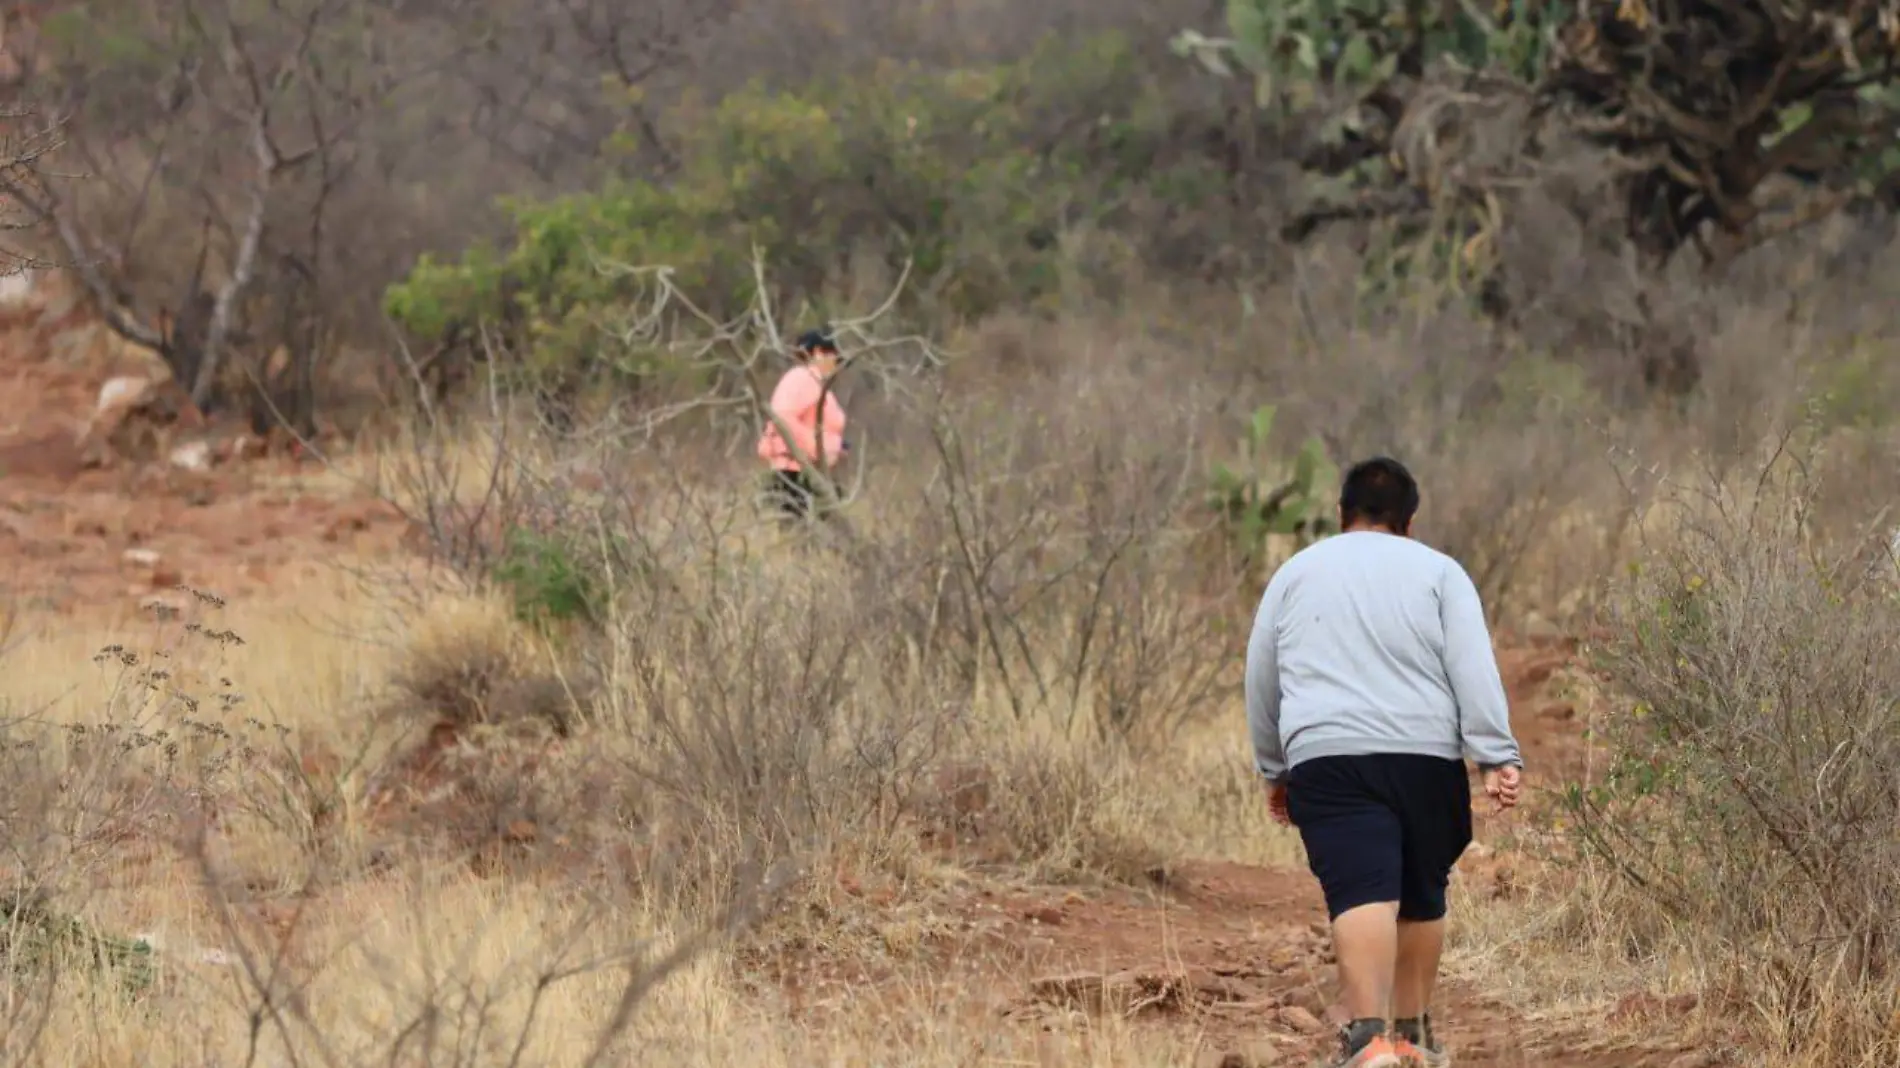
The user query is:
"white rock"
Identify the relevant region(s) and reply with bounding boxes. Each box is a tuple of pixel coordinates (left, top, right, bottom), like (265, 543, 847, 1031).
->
(0, 271, 37, 309)
(122, 548, 162, 569)
(167, 440, 213, 472)
(96, 375, 153, 415)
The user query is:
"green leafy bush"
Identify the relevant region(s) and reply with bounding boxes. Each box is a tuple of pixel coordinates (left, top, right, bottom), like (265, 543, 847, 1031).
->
(490, 527, 612, 628)
(1, 892, 157, 1000)
(385, 34, 1229, 391)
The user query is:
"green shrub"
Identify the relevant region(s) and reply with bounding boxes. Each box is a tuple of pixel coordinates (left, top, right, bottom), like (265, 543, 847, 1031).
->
(490, 526, 612, 628)
(384, 34, 1229, 391)
(1, 892, 156, 1000)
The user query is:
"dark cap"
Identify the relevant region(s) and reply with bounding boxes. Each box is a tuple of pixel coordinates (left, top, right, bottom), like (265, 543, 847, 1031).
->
(794, 327, 839, 356)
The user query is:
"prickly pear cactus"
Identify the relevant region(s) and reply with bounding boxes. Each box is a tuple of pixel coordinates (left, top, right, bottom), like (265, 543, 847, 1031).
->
(1207, 404, 1339, 576)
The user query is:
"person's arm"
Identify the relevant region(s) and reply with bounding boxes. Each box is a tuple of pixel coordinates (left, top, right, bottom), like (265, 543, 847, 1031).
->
(1245, 583, 1288, 784)
(814, 380, 847, 466)
(1440, 561, 1523, 770)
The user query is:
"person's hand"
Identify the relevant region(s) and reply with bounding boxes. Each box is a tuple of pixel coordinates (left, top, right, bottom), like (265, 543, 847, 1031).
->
(1266, 780, 1291, 826)
(1483, 765, 1523, 811)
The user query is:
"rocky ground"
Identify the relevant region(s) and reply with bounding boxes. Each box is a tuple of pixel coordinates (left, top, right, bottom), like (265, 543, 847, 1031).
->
(0, 270, 409, 615)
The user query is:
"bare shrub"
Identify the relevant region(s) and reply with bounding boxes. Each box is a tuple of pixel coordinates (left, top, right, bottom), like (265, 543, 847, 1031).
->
(358, 263, 1255, 908)
(1574, 433, 1900, 1062)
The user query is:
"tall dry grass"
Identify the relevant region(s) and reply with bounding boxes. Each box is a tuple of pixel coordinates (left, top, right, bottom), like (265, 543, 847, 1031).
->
(9, 226, 1900, 1065)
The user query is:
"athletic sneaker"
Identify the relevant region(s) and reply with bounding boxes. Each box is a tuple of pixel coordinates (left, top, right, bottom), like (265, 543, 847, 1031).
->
(1393, 1015, 1449, 1066)
(1325, 1026, 1403, 1068)
(1393, 1038, 1448, 1066)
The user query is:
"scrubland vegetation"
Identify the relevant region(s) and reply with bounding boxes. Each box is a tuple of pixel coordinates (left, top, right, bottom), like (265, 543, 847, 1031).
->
(5, 0, 1900, 1064)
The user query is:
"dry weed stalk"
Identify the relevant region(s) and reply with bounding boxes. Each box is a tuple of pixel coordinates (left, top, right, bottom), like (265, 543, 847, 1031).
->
(1575, 431, 1900, 1063)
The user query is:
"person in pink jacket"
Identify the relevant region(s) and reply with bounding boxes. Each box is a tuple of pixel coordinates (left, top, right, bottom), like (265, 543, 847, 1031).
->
(758, 327, 851, 521)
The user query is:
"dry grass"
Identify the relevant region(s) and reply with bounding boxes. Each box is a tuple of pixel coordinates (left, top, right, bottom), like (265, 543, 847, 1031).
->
(0, 571, 1304, 1067)
(12, 232, 1900, 1067)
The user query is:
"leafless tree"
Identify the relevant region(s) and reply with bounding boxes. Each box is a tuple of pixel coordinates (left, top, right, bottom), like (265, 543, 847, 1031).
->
(0, 0, 478, 431)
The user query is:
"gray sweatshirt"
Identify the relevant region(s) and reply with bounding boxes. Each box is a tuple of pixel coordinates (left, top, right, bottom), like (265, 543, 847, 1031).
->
(1245, 530, 1522, 782)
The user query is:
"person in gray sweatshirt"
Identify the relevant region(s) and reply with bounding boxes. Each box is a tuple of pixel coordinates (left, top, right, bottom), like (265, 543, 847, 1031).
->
(1245, 456, 1523, 1068)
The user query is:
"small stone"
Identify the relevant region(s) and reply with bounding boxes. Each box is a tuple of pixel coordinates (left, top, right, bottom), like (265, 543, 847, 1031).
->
(168, 440, 213, 473)
(1278, 1005, 1325, 1034)
(1266, 946, 1304, 971)
(96, 375, 154, 415)
(121, 547, 162, 569)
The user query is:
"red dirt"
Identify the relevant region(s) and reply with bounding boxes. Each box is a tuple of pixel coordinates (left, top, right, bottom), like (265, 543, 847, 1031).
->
(0, 274, 411, 612)
(747, 853, 1703, 1066)
(736, 641, 1692, 1067)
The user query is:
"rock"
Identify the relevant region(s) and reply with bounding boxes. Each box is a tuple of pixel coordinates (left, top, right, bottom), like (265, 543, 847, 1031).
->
(1023, 906, 1064, 926)
(1266, 946, 1306, 971)
(1192, 974, 1251, 1003)
(0, 271, 38, 312)
(121, 547, 162, 570)
(167, 440, 213, 473)
(1281, 984, 1329, 1016)
(96, 375, 155, 415)
(225, 433, 265, 461)
(122, 547, 181, 589)
(1278, 1005, 1326, 1034)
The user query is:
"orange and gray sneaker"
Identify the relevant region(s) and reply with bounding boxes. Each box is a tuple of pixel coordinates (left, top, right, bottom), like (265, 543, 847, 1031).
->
(1393, 1014, 1450, 1066)
(1326, 1020, 1404, 1068)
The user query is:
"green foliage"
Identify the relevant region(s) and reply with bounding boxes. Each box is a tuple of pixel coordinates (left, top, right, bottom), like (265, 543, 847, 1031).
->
(1208, 405, 1339, 569)
(1, 893, 156, 1000)
(1171, 1, 1570, 315)
(490, 527, 613, 628)
(385, 33, 1222, 386)
(1174, 0, 1566, 113)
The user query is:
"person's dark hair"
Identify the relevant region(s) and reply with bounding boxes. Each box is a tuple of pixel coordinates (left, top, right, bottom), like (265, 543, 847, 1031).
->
(794, 326, 839, 360)
(1338, 456, 1420, 533)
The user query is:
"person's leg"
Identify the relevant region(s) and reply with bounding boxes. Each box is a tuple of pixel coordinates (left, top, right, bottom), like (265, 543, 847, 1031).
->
(1335, 900, 1402, 1019)
(1392, 917, 1447, 1019)
(769, 469, 811, 522)
(1287, 758, 1407, 1067)
(1386, 756, 1474, 1064)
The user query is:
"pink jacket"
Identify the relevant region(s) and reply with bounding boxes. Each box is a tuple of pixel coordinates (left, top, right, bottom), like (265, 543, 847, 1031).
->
(757, 365, 847, 472)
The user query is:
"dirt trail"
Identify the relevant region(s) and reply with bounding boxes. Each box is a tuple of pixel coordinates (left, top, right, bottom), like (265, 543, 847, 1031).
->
(756, 640, 1695, 1067)
(950, 861, 1695, 1067)
(752, 850, 1695, 1066)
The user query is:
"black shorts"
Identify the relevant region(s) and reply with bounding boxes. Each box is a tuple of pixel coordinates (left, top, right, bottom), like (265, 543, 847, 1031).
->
(1286, 753, 1473, 922)
(764, 469, 818, 520)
